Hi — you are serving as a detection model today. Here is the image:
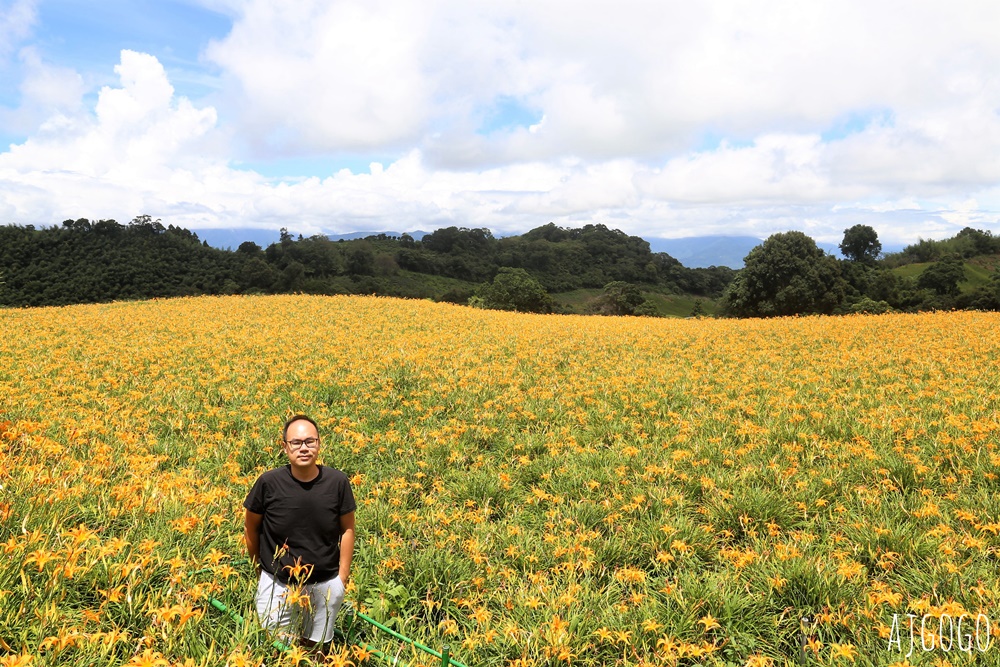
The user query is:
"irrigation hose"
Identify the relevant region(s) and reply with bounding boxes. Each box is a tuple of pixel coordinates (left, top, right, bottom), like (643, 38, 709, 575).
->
(193, 558, 466, 667)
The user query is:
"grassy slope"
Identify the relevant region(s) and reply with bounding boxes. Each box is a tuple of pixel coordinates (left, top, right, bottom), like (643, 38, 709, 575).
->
(891, 254, 999, 292)
(550, 287, 719, 317)
(381, 270, 479, 296)
(366, 274, 721, 319)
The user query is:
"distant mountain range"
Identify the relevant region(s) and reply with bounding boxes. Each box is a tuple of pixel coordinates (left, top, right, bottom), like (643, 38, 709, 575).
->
(327, 230, 431, 242)
(195, 228, 283, 249)
(196, 227, 900, 270)
(195, 228, 431, 250)
(646, 235, 764, 269)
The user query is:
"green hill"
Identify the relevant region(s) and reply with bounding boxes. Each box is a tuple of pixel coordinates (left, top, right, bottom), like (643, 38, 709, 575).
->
(891, 254, 1000, 292)
(549, 287, 717, 317)
(0, 219, 731, 317)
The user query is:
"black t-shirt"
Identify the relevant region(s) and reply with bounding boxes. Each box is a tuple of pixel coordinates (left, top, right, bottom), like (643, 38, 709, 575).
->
(244, 465, 356, 584)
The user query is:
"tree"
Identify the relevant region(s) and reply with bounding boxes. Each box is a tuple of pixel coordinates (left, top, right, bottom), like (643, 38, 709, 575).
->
(473, 268, 553, 313)
(346, 243, 375, 276)
(849, 297, 893, 314)
(965, 268, 1000, 311)
(374, 253, 399, 276)
(281, 261, 306, 291)
(839, 225, 881, 264)
(954, 227, 1000, 257)
(129, 214, 165, 235)
(917, 254, 965, 296)
(721, 231, 847, 317)
(589, 281, 656, 316)
(239, 258, 275, 291)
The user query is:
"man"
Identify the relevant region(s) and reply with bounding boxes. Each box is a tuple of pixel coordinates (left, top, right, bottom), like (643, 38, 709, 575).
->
(244, 414, 357, 652)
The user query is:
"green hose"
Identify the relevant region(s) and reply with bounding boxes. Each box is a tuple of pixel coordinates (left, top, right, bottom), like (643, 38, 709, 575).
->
(194, 558, 466, 666)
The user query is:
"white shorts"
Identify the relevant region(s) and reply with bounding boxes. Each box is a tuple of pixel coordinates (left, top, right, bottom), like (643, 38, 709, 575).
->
(255, 570, 347, 644)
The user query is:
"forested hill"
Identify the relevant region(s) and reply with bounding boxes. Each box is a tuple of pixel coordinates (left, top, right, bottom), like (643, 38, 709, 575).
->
(0, 218, 734, 308)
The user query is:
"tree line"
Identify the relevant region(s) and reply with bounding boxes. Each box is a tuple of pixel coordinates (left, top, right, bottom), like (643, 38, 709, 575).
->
(719, 225, 1000, 317)
(0, 217, 734, 310)
(5, 216, 995, 317)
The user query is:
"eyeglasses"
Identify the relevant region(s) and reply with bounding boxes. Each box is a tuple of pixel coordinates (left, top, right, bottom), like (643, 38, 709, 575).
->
(284, 438, 319, 450)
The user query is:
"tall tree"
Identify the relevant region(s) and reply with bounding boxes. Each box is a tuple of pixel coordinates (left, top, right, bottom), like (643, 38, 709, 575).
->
(721, 231, 847, 317)
(839, 225, 882, 264)
(917, 254, 965, 296)
(473, 268, 553, 313)
(589, 281, 649, 316)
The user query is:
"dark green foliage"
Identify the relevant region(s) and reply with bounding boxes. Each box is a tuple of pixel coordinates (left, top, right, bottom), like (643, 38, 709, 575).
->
(720, 232, 847, 317)
(346, 242, 376, 276)
(472, 267, 554, 313)
(865, 268, 903, 304)
(849, 297, 893, 314)
(954, 227, 1000, 257)
(961, 269, 1000, 311)
(416, 227, 496, 281)
(917, 254, 965, 296)
(588, 281, 657, 316)
(281, 261, 306, 291)
(883, 227, 1000, 267)
(839, 224, 881, 264)
(0, 219, 734, 311)
(382, 222, 733, 302)
(239, 258, 276, 292)
(0, 217, 241, 307)
(435, 287, 476, 305)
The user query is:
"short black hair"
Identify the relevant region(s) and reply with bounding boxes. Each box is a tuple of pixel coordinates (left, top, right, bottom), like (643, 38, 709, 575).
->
(283, 414, 319, 441)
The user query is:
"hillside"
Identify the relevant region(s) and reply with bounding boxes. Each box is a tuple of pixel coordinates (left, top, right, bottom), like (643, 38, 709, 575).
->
(0, 219, 731, 315)
(891, 254, 1000, 292)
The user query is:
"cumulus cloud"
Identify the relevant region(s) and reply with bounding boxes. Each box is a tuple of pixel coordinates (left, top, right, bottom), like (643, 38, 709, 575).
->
(204, 1, 1000, 161)
(0, 49, 648, 235)
(1, 1, 999, 246)
(204, 0, 432, 153)
(0, 0, 35, 61)
(0, 47, 86, 135)
(0, 50, 235, 225)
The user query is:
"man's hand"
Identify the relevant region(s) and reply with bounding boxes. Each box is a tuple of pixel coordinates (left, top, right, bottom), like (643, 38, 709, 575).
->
(244, 509, 264, 577)
(338, 511, 355, 586)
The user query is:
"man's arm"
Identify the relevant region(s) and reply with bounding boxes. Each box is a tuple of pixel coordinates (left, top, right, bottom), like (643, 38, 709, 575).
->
(338, 511, 355, 586)
(244, 509, 264, 575)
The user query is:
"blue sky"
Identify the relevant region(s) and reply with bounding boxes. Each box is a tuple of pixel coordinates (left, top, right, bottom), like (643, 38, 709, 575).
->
(1, 0, 998, 245)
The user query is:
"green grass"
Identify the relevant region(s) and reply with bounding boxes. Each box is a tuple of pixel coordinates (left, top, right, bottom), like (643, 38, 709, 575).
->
(643, 292, 718, 317)
(385, 270, 480, 296)
(965, 255, 1000, 288)
(891, 263, 928, 280)
(549, 288, 604, 312)
(891, 255, 999, 293)
(551, 288, 719, 318)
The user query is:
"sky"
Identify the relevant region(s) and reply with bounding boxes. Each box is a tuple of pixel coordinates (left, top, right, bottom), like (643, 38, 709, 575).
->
(0, 0, 999, 246)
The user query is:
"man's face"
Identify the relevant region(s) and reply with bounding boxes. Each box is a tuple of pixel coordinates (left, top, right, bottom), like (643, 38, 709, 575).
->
(283, 419, 320, 469)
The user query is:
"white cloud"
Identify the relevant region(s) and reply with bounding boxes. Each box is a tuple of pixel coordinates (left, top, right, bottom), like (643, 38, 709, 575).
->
(204, 0, 432, 153)
(17, 48, 84, 110)
(2, 2, 1000, 247)
(0, 0, 35, 61)
(204, 0, 1000, 162)
(0, 47, 85, 135)
(0, 50, 235, 225)
(636, 134, 840, 204)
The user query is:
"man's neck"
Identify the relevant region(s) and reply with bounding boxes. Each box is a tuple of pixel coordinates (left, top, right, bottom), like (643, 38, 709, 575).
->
(289, 464, 320, 483)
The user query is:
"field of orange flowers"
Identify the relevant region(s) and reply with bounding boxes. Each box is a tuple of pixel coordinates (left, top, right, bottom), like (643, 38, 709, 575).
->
(2, 295, 1000, 667)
